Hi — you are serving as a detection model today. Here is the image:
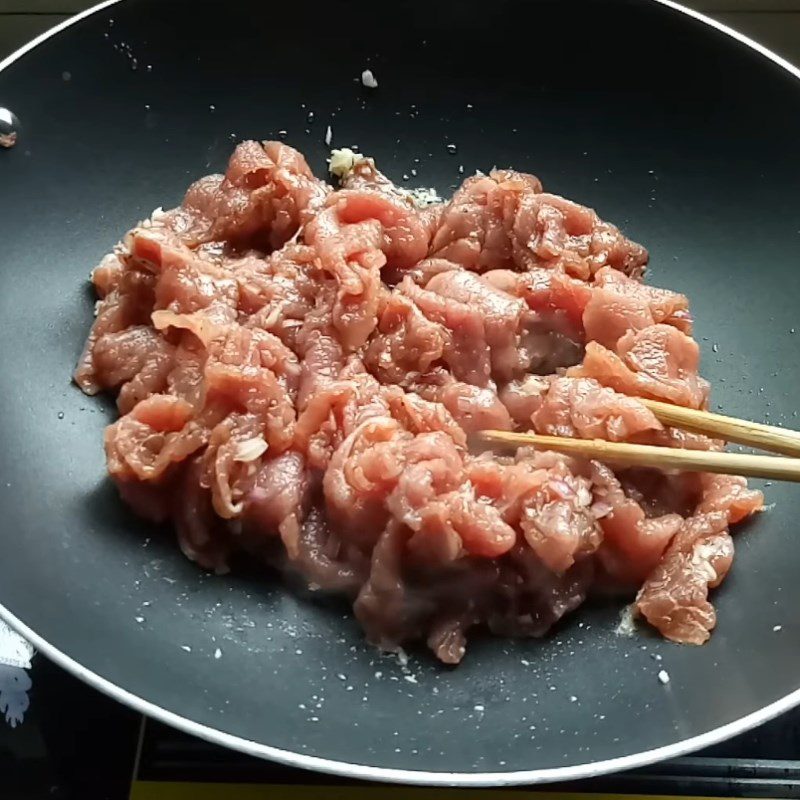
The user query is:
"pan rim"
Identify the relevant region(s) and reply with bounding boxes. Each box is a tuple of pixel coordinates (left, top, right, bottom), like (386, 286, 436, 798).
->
(0, 0, 122, 73)
(1, 0, 800, 786)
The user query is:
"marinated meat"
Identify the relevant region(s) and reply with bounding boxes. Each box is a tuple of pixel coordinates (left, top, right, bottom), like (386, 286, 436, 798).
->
(429, 171, 648, 279)
(635, 512, 733, 644)
(76, 141, 763, 663)
(569, 325, 710, 409)
(532, 377, 663, 442)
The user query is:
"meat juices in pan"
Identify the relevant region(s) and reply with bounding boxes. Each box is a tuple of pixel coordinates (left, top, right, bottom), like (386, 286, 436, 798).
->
(76, 141, 762, 663)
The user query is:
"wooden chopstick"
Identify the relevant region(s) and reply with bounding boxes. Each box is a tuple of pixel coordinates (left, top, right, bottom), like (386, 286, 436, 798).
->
(640, 399, 800, 458)
(477, 431, 800, 482)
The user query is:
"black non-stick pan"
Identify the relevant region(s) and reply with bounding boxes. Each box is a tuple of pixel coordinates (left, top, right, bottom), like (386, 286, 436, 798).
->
(1, 0, 800, 786)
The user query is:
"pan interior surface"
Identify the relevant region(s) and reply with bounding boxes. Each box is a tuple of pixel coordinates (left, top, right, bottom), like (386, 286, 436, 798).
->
(1, 0, 799, 784)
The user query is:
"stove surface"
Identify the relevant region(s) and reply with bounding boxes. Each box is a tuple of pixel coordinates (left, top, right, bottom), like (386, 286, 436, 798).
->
(1, 653, 799, 800)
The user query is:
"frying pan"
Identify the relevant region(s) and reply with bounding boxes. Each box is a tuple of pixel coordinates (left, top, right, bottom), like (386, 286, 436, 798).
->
(1, 0, 800, 786)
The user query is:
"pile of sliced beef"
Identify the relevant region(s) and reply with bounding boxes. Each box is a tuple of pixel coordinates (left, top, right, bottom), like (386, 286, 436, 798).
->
(76, 141, 763, 663)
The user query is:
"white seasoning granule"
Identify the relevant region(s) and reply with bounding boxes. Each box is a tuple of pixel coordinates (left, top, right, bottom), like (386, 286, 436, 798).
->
(774, 624, 783, 632)
(328, 147, 366, 179)
(324, 125, 332, 146)
(615, 605, 637, 637)
(181, 645, 192, 653)
(474, 704, 485, 712)
(407, 187, 442, 208)
(233, 436, 268, 462)
(361, 69, 378, 89)
(658, 670, 670, 685)
(404, 675, 418, 684)
(214, 648, 222, 659)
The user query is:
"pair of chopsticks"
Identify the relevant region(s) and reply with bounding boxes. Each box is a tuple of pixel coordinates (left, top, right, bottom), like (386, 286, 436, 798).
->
(479, 399, 800, 482)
